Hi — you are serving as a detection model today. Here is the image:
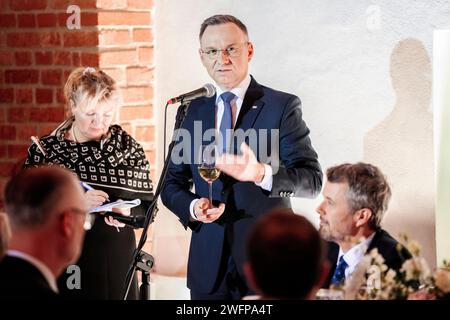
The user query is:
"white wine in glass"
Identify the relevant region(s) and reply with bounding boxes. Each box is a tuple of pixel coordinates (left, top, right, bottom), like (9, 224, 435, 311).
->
(198, 145, 221, 208)
(198, 167, 221, 183)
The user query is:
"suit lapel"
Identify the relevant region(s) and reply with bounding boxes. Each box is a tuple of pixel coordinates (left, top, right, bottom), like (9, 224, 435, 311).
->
(324, 241, 339, 288)
(188, 96, 215, 165)
(234, 76, 265, 131)
(198, 95, 216, 134)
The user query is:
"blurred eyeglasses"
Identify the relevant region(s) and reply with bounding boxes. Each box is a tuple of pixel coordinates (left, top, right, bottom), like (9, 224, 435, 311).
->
(65, 208, 95, 231)
(200, 42, 249, 59)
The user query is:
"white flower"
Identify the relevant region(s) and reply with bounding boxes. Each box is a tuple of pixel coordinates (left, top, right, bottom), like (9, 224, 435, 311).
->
(369, 248, 380, 259)
(368, 248, 385, 265)
(407, 240, 422, 256)
(374, 253, 385, 265)
(385, 269, 397, 284)
(344, 256, 371, 300)
(418, 257, 431, 281)
(367, 265, 382, 290)
(434, 269, 450, 293)
(401, 259, 416, 281)
(401, 257, 430, 282)
(344, 234, 447, 300)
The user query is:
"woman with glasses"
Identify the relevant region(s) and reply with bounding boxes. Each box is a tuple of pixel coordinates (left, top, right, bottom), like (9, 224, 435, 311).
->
(24, 67, 154, 300)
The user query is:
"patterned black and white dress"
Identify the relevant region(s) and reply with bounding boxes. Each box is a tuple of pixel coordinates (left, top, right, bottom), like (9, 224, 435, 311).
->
(25, 121, 153, 300)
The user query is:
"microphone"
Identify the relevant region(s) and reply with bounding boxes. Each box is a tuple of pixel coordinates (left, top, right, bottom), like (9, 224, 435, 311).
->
(167, 83, 216, 104)
(92, 211, 146, 229)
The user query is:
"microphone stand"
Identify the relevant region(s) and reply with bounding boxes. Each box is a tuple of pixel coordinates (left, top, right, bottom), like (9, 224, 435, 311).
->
(122, 100, 191, 300)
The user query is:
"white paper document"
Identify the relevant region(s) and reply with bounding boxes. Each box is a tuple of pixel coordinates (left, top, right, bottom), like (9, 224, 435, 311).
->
(89, 199, 141, 213)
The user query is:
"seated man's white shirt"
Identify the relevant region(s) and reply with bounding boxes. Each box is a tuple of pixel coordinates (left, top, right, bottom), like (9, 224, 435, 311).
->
(337, 233, 376, 278)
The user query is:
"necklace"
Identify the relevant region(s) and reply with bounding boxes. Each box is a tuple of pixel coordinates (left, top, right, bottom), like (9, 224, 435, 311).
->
(72, 125, 79, 143)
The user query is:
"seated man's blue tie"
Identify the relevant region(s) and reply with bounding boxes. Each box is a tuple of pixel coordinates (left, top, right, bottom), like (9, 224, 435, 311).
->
(219, 92, 235, 154)
(331, 256, 348, 286)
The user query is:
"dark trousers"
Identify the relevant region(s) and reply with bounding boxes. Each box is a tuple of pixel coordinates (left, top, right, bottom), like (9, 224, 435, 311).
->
(190, 234, 252, 301)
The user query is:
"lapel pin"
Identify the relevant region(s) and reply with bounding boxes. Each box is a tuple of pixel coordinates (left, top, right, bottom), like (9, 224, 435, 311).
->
(252, 105, 258, 109)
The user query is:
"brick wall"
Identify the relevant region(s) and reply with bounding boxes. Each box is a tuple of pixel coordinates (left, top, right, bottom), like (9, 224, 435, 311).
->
(0, 0, 155, 208)
(97, 0, 155, 178)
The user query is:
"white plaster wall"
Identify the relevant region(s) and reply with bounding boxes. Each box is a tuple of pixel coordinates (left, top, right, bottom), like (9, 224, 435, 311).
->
(434, 29, 450, 264)
(152, 1, 450, 295)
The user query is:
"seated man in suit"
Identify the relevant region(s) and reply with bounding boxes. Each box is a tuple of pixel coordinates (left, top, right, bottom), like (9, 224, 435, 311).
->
(0, 213, 11, 260)
(316, 162, 411, 288)
(0, 166, 88, 299)
(244, 209, 329, 299)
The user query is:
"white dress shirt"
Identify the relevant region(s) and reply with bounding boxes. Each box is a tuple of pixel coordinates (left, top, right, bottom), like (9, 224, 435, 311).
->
(6, 249, 58, 293)
(336, 233, 376, 279)
(190, 74, 273, 220)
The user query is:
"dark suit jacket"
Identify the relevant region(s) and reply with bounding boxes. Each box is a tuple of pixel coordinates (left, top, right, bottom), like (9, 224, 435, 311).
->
(324, 229, 412, 288)
(161, 76, 322, 293)
(0, 255, 58, 299)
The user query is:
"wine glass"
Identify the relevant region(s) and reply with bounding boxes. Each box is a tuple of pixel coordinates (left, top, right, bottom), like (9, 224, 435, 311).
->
(198, 145, 221, 209)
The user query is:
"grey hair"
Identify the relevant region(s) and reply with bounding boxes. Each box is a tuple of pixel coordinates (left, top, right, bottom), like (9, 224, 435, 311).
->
(326, 163, 391, 230)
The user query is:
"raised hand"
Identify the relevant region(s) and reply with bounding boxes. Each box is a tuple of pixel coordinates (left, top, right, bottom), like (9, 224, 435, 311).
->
(216, 143, 265, 183)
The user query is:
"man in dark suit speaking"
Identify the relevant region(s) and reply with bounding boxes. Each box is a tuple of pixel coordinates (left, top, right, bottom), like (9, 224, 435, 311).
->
(0, 167, 88, 299)
(316, 163, 411, 288)
(161, 14, 322, 300)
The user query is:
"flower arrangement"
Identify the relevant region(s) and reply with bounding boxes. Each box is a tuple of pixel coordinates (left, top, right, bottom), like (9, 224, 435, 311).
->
(342, 234, 450, 300)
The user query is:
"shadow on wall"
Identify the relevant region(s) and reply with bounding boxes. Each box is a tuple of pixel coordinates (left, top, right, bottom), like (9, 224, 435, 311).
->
(363, 38, 436, 268)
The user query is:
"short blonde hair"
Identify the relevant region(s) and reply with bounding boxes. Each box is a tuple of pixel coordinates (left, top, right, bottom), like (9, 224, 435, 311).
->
(0, 212, 11, 259)
(63, 67, 122, 118)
